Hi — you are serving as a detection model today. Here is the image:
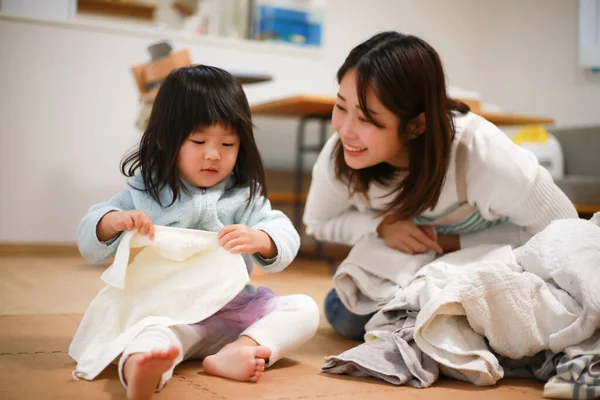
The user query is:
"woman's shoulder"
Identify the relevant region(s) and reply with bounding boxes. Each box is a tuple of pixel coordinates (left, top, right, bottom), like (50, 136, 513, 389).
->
(319, 132, 340, 157)
(453, 111, 502, 140)
(454, 112, 539, 182)
(452, 111, 525, 156)
(314, 132, 339, 168)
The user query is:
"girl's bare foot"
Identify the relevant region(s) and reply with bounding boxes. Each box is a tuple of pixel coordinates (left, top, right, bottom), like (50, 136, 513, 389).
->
(202, 342, 272, 382)
(123, 346, 180, 400)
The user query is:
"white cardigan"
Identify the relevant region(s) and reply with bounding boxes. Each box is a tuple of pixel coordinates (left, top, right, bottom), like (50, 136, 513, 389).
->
(303, 112, 577, 249)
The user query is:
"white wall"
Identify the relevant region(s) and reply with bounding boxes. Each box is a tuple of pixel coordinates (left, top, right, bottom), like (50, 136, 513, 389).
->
(323, 0, 600, 126)
(0, 16, 329, 242)
(1, 0, 599, 243)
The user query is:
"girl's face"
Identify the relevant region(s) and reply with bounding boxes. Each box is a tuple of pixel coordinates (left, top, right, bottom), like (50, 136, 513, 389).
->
(178, 124, 239, 188)
(332, 68, 408, 169)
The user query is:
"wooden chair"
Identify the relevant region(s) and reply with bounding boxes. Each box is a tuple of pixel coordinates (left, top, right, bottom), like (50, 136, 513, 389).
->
(131, 49, 192, 99)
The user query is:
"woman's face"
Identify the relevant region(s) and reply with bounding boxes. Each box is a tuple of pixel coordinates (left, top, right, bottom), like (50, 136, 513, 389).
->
(332, 68, 408, 170)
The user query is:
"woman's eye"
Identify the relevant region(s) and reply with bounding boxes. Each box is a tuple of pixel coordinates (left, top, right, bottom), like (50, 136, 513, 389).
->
(335, 104, 346, 112)
(358, 117, 371, 124)
(191, 140, 205, 145)
(222, 143, 235, 147)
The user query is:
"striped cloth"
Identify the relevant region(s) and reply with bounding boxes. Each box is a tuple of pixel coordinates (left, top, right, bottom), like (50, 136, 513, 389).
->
(413, 202, 509, 236)
(544, 354, 600, 399)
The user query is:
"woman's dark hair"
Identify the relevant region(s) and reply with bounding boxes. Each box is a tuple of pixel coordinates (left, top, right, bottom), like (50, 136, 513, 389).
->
(121, 64, 266, 206)
(334, 31, 469, 220)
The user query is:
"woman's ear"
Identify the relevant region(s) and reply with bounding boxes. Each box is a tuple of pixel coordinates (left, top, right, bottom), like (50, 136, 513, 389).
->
(406, 113, 426, 138)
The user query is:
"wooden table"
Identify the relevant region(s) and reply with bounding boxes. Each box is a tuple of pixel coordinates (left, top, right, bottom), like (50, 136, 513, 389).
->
(251, 94, 558, 228)
(575, 204, 600, 215)
(250, 95, 555, 125)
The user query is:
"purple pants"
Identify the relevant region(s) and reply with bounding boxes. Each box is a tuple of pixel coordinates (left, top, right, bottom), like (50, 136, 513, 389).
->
(190, 286, 277, 344)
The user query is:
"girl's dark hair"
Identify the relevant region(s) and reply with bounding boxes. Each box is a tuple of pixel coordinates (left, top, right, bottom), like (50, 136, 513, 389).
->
(335, 31, 469, 221)
(121, 64, 266, 206)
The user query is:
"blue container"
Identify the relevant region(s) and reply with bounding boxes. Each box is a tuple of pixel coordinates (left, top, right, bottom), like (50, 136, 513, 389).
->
(256, 5, 321, 46)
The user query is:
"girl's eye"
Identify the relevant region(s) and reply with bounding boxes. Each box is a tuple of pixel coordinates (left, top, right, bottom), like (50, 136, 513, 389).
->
(222, 143, 235, 147)
(335, 104, 346, 112)
(191, 140, 205, 145)
(358, 116, 371, 124)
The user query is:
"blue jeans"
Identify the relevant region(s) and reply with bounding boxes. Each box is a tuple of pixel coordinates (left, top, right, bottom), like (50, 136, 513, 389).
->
(324, 289, 375, 341)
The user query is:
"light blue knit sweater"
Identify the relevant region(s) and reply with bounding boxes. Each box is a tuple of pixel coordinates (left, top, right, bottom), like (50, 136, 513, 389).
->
(77, 174, 300, 273)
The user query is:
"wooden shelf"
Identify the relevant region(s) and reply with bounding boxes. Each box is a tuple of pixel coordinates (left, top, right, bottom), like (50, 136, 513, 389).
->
(251, 95, 336, 117)
(77, 0, 156, 20)
(477, 111, 554, 126)
(251, 95, 555, 126)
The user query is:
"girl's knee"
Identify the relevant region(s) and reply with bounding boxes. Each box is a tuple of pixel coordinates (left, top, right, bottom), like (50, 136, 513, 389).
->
(279, 294, 320, 332)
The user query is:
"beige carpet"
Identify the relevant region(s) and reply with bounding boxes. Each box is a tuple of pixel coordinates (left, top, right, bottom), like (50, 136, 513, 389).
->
(0, 254, 545, 399)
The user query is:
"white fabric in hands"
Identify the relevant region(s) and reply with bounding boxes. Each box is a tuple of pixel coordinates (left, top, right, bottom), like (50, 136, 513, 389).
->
(69, 226, 249, 380)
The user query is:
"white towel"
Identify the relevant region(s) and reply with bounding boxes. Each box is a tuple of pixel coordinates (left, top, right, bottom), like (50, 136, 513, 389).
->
(69, 226, 249, 380)
(333, 233, 436, 315)
(413, 246, 581, 386)
(514, 215, 600, 352)
(364, 245, 516, 334)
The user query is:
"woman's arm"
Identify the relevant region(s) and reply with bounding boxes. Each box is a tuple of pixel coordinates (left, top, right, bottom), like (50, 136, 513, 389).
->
(303, 135, 384, 246)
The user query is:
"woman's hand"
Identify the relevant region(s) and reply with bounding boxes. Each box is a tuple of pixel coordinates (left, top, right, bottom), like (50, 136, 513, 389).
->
(218, 225, 277, 259)
(376, 216, 443, 255)
(97, 210, 155, 242)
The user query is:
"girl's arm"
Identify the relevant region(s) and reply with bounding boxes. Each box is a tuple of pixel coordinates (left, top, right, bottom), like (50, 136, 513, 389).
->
(303, 135, 384, 246)
(77, 187, 135, 264)
(237, 195, 300, 273)
(460, 120, 577, 248)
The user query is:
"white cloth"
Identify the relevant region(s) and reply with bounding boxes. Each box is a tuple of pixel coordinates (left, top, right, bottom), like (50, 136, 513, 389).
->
(364, 245, 516, 333)
(514, 215, 600, 352)
(69, 226, 249, 380)
(413, 245, 581, 386)
(333, 233, 435, 315)
(118, 294, 320, 391)
(303, 112, 577, 247)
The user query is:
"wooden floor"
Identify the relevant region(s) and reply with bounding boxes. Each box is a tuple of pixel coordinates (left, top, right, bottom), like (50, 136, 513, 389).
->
(0, 253, 546, 399)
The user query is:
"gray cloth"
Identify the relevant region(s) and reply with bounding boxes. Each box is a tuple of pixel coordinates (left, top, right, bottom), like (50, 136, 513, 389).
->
(544, 331, 600, 399)
(322, 317, 439, 388)
(365, 277, 424, 333)
(496, 350, 561, 381)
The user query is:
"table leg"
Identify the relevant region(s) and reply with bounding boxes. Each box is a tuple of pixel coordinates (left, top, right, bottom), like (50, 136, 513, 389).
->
(294, 118, 308, 229)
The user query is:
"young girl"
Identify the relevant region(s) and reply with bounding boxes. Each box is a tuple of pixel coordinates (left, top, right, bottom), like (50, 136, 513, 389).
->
(303, 31, 577, 340)
(76, 65, 319, 399)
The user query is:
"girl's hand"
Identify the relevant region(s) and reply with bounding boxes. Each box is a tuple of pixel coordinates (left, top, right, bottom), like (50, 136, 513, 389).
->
(218, 225, 277, 259)
(376, 217, 443, 255)
(97, 210, 155, 242)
